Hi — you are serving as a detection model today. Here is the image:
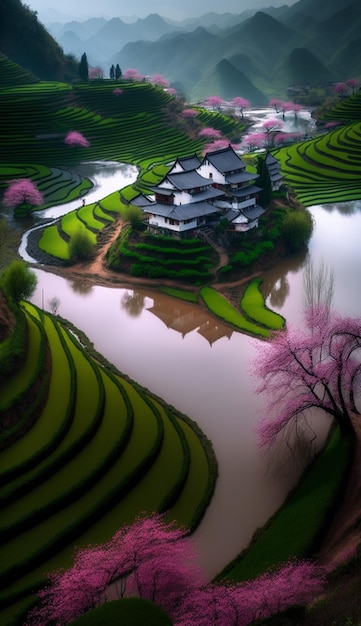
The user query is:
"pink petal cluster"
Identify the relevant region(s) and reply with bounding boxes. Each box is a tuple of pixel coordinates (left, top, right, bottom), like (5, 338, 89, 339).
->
(124, 68, 144, 82)
(182, 108, 198, 118)
(3, 178, 43, 208)
(253, 305, 361, 448)
(64, 131, 90, 148)
(25, 512, 328, 626)
(198, 127, 222, 139)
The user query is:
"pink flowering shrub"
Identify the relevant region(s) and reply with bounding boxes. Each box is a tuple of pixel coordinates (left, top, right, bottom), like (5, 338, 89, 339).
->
(64, 131, 90, 148)
(25, 511, 329, 626)
(198, 127, 222, 139)
(3, 178, 43, 212)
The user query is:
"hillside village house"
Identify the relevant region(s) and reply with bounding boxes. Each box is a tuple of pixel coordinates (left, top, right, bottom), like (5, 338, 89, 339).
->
(265, 151, 283, 191)
(135, 145, 281, 237)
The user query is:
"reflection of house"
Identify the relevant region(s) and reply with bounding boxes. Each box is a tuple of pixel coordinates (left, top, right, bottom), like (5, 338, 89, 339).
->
(265, 151, 283, 191)
(135, 145, 268, 237)
(147, 295, 233, 344)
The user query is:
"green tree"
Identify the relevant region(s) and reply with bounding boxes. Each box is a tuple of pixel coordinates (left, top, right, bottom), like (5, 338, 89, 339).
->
(79, 52, 88, 82)
(69, 227, 95, 260)
(124, 205, 145, 231)
(115, 64, 122, 80)
(281, 209, 313, 252)
(1, 260, 37, 302)
(257, 154, 273, 206)
(109, 64, 115, 80)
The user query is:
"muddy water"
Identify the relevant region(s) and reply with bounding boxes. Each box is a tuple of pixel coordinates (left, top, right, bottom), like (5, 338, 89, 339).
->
(24, 163, 361, 578)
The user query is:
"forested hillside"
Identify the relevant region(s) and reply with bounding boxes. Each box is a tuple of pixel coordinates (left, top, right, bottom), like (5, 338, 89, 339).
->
(0, 0, 77, 82)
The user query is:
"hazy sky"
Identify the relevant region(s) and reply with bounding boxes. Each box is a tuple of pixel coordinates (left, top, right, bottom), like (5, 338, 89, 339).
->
(28, 0, 297, 22)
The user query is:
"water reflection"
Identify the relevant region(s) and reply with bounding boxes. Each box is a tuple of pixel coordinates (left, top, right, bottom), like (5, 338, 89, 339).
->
(146, 292, 233, 343)
(27, 197, 361, 579)
(120, 290, 145, 318)
(261, 249, 307, 311)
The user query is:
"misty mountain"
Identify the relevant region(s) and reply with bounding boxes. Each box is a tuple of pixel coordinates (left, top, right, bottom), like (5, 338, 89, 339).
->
(110, 0, 361, 102)
(2, 0, 361, 104)
(0, 0, 77, 81)
(57, 13, 184, 63)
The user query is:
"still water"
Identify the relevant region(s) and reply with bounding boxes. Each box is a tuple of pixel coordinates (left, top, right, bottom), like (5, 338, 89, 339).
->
(12, 132, 358, 577)
(27, 199, 361, 578)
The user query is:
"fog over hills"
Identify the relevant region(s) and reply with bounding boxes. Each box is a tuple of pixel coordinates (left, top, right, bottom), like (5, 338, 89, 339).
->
(2, 0, 361, 103)
(40, 0, 361, 104)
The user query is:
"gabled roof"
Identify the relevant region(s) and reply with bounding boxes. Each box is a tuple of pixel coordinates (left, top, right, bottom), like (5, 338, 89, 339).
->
(147, 201, 221, 221)
(166, 170, 213, 191)
(202, 145, 246, 173)
(225, 171, 258, 185)
(224, 204, 265, 224)
(131, 193, 154, 207)
(227, 185, 262, 199)
(265, 151, 279, 165)
(174, 154, 202, 171)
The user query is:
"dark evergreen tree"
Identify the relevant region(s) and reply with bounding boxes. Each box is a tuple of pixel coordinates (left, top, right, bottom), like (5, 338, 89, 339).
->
(79, 52, 88, 82)
(109, 64, 115, 80)
(257, 154, 273, 206)
(115, 64, 122, 80)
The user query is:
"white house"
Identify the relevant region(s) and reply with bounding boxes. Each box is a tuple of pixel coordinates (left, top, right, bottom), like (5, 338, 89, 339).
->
(197, 145, 265, 232)
(134, 145, 270, 236)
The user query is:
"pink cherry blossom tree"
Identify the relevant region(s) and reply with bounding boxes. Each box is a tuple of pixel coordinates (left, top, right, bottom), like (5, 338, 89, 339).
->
(64, 131, 90, 148)
(88, 66, 104, 80)
(151, 73, 169, 88)
(113, 87, 123, 96)
(205, 95, 224, 110)
(182, 108, 198, 118)
(202, 139, 230, 154)
(198, 127, 222, 139)
(231, 96, 251, 118)
(333, 82, 348, 97)
(175, 560, 327, 625)
(26, 512, 329, 626)
(346, 77, 360, 95)
(269, 98, 284, 113)
(3, 178, 44, 215)
(25, 513, 202, 625)
(241, 132, 267, 151)
(124, 68, 144, 82)
(253, 261, 361, 449)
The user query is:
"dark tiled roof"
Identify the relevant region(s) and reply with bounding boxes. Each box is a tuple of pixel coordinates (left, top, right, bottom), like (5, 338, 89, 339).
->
(203, 145, 246, 173)
(265, 152, 279, 165)
(167, 170, 212, 190)
(147, 201, 221, 221)
(227, 185, 262, 199)
(131, 193, 154, 207)
(242, 204, 266, 219)
(225, 204, 265, 223)
(225, 171, 258, 184)
(176, 154, 202, 171)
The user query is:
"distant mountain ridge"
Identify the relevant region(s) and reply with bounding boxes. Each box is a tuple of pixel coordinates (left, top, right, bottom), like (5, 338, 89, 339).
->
(43, 0, 361, 103)
(1, 0, 361, 103)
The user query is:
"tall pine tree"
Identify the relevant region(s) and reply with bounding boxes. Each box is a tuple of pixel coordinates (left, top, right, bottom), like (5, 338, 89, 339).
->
(79, 52, 88, 82)
(257, 154, 273, 206)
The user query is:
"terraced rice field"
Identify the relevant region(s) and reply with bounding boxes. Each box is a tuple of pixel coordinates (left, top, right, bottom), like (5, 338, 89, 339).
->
(274, 94, 361, 206)
(0, 303, 216, 625)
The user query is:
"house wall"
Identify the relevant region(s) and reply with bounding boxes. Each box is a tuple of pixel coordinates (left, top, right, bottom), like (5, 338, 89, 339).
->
(233, 220, 259, 232)
(197, 162, 226, 184)
(148, 215, 198, 232)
